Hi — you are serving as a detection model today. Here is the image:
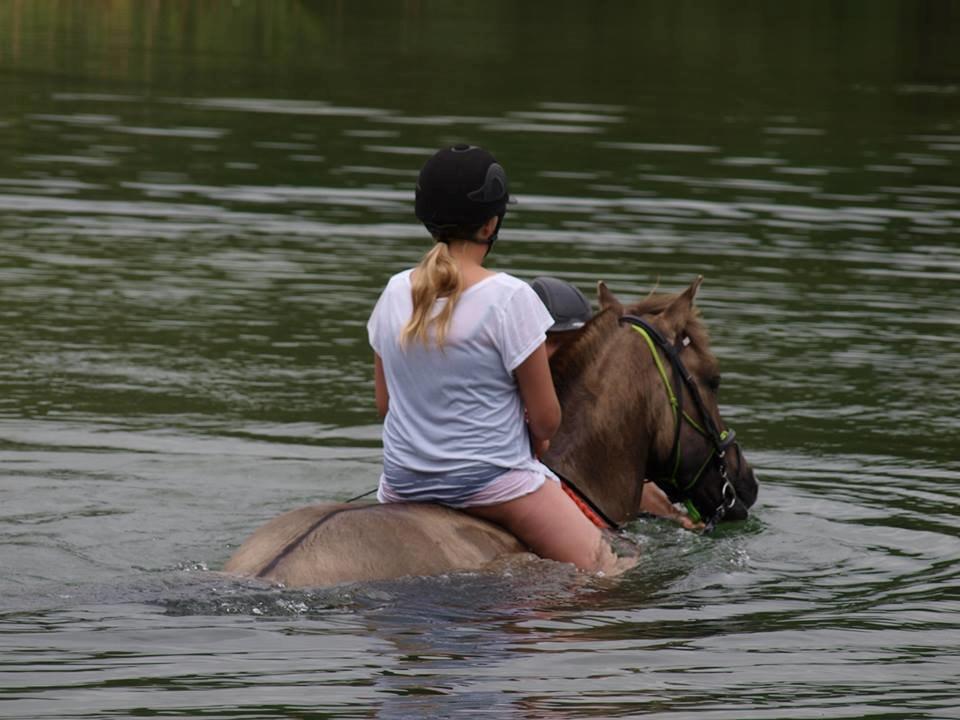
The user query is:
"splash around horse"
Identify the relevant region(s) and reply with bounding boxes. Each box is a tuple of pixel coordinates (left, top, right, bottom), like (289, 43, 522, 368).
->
(223, 277, 758, 588)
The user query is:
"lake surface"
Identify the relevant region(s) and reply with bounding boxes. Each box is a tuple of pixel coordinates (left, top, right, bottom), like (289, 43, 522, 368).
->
(2, 2, 959, 718)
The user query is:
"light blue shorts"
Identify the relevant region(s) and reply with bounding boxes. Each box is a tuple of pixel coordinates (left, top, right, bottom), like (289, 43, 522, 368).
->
(378, 459, 554, 508)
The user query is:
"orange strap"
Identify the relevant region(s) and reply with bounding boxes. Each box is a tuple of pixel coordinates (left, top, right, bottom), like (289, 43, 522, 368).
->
(561, 481, 612, 529)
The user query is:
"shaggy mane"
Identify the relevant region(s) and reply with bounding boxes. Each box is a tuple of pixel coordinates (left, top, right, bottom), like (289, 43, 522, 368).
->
(549, 308, 618, 400)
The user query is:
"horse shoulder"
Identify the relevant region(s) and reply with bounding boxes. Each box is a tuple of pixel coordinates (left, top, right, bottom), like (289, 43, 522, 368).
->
(224, 502, 527, 588)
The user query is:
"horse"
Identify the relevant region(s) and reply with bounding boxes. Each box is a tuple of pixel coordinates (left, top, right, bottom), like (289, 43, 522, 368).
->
(222, 277, 758, 588)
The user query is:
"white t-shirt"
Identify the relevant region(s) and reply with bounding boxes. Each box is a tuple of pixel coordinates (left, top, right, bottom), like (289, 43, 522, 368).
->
(367, 269, 554, 484)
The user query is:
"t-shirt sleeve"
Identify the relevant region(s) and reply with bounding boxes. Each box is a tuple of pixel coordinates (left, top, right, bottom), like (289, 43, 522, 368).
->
(498, 282, 554, 372)
(367, 287, 388, 355)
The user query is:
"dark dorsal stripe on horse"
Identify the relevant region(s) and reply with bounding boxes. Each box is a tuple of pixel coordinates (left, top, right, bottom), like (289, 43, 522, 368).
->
(253, 506, 365, 578)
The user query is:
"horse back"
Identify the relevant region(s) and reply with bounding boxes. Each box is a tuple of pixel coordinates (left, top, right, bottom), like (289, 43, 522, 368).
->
(223, 502, 526, 587)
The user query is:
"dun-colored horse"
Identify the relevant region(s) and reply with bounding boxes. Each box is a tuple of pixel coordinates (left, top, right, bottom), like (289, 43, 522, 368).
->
(223, 277, 758, 587)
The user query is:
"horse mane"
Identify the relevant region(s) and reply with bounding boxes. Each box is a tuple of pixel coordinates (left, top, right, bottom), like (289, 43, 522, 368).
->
(549, 308, 619, 400)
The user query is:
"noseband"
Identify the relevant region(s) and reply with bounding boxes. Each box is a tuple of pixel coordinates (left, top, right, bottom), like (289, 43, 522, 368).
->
(620, 315, 741, 532)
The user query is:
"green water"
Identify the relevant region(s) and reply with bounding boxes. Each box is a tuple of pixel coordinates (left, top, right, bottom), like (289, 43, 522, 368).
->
(2, 2, 959, 718)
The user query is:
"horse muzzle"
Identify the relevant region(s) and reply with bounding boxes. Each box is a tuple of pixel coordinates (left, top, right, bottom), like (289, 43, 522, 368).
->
(720, 445, 758, 522)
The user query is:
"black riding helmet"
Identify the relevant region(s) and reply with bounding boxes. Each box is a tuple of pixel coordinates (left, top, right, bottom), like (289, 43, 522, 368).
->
(530, 277, 593, 332)
(415, 144, 513, 248)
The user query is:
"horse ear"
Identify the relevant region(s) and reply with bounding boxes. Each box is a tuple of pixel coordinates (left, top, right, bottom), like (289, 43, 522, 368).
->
(660, 275, 703, 336)
(597, 281, 624, 315)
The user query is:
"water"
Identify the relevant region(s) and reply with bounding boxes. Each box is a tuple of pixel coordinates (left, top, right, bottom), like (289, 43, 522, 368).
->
(2, 2, 959, 717)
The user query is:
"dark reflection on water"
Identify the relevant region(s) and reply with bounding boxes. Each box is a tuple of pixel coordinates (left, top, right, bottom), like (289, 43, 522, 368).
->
(1, 1, 959, 718)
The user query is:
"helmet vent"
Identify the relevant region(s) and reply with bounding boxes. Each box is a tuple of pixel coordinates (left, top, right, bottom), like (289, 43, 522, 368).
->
(467, 163, 508, 202)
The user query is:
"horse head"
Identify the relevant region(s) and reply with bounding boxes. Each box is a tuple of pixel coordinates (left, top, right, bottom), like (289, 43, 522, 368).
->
(545, 276, 758, 529)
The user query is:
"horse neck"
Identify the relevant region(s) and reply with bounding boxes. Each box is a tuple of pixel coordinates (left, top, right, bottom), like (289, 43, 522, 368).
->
(544, 311, 671, 525)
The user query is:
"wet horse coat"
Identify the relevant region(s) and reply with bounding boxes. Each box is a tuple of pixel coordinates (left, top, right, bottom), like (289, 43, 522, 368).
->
(224, 278, 758, 587)
(223, 502, 524, 587)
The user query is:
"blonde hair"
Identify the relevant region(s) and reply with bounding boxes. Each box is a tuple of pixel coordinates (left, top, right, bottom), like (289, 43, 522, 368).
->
(401, 242, 464, 349)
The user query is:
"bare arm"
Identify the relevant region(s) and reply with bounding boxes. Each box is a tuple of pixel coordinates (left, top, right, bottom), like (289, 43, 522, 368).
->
(515, 343, 561, 456)
(374, 353, 389, 419)
(640, 481, 704, 530)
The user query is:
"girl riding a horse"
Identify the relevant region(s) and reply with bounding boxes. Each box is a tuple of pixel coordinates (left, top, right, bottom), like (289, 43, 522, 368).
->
(367, 145, 626, 574)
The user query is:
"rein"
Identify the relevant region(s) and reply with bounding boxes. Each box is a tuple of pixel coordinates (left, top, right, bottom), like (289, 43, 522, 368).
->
(360, 312, 741, 533)
(557, 471, 619, 531)
(619, 314, 740, 531)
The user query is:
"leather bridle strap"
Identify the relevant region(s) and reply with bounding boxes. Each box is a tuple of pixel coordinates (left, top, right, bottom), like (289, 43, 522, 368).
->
(545, 313, 741, 534)
(619, 314, 740, 530)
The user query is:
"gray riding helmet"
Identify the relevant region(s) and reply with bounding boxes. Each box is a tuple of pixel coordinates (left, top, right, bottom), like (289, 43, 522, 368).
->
(530, 277, 592, 332)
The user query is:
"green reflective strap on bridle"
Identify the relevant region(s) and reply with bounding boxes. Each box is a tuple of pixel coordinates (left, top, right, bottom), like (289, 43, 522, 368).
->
(684, 428, 731, 491)
(684, 430, 732, 521)
(630, 325, 722, 437)
(630, 324, 684, 485)
(682, 410, 707, 436)
(630, 324, 677, 413)
(688, 450, 714, 491)
(682, 438, 724, 523)
(629, 323, 733, 516)
(628, 324, 705, 436)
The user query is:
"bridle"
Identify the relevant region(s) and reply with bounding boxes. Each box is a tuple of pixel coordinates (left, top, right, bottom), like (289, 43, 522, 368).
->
(620, 314, 741, 532)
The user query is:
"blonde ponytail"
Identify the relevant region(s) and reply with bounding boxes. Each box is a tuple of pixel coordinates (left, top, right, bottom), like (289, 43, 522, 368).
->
(401, 242, 464, 349)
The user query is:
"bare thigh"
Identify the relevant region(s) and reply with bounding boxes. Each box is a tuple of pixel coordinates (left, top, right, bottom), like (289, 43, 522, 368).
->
(463, 479, 621, 573)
